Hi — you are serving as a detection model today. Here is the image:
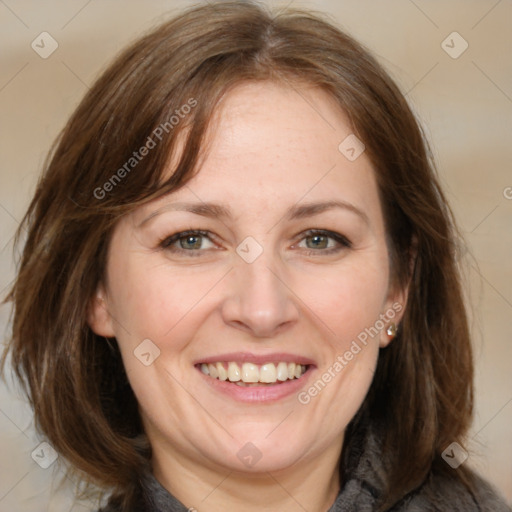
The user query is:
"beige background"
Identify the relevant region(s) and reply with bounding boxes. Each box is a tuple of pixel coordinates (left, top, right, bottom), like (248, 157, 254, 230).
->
(0, 0, 511, 510)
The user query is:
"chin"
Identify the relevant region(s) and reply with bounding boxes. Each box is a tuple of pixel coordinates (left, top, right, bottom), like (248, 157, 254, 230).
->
(199, 428, 318, 474)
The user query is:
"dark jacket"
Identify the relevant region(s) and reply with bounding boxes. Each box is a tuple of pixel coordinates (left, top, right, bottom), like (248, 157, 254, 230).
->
(100, 424, 511, 512)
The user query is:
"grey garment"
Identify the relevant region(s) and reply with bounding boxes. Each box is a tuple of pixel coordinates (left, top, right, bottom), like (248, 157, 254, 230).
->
(325, 426, 512, 512)
(121, 468, 512, 512)
(100, 427, 512, 512)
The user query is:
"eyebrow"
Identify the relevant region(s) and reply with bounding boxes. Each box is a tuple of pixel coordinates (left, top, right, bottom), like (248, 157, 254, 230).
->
(286, 200, 369, 225)
(137, 199, 369, 227)
(137, 202, 230, 227)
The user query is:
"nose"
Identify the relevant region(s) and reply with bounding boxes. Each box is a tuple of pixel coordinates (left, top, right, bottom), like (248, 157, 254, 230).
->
(220, 257, 300, 338)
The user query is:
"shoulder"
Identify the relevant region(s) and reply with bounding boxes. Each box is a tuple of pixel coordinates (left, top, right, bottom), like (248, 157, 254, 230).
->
(393, 467, 512, 512)
(335, 419, 511, 512)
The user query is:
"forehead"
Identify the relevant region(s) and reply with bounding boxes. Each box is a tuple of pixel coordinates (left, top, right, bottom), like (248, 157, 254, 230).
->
(208, 81, 354, 177)
(137, 81, 382, 224)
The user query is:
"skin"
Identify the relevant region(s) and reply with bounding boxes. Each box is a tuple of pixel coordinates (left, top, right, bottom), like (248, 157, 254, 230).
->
(89, 81, 407, 512)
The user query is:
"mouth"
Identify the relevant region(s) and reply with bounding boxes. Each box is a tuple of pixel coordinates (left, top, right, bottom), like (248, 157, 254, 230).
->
(197, 361, 309, 387)
(194, 353, 315, 402)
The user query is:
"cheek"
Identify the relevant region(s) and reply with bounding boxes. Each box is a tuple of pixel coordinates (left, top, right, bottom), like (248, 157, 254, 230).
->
(291, 256, 390, 345)
(107, 254, 220, 343)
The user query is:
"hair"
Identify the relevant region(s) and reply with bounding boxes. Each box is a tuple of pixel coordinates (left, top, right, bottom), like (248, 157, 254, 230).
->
(2, 1, 474, 510)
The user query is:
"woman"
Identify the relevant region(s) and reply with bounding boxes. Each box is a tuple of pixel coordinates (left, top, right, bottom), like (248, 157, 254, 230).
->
(2, 2, 510, 511)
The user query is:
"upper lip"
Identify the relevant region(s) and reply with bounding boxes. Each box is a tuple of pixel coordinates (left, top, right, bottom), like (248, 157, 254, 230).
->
(194, 352, 316, 366)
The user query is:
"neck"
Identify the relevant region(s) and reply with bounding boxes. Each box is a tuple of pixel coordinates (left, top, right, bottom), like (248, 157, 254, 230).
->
(152, 443, 342, 512)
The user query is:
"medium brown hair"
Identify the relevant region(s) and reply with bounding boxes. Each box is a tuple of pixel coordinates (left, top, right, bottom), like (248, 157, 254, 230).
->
(2, 1, 474, 509)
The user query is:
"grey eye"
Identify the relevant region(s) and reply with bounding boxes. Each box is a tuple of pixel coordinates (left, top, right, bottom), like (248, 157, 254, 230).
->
(179, 235, 204, 250)
(301, 234, 336, 250)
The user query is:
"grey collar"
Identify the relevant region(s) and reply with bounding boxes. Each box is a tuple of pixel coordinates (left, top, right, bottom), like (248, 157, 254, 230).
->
(106, 422, 511, 512)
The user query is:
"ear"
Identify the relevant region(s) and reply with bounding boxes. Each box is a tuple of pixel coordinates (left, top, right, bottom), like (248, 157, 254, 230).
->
(379, 238, 417, 348)
(379, 283, 409, 349)
(87, 284, 116, 337)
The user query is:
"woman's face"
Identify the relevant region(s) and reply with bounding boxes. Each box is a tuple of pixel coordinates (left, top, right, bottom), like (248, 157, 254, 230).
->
(89, 81, 406, 475)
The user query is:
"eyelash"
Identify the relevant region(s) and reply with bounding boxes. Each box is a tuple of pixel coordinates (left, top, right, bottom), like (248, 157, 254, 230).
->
(159, 229, 352, 256)
(297, 229, 352, 255)
(160, 230, 215, 257)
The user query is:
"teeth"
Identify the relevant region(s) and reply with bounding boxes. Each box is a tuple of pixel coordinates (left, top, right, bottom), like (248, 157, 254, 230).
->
(208, 363, 219, 379)
(260, 363, 277, 383)
(277, 362, 289, 381)
(200, 361, 307, 384)
(228, 362, 241, 382)
(216, 362, 228, 381)
(241, 363, 259, 383)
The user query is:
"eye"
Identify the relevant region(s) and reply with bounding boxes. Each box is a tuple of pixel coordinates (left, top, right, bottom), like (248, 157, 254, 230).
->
(160, 230, 217, 253)
(295, 229, 351, 254)
(302, 233, 335, 250)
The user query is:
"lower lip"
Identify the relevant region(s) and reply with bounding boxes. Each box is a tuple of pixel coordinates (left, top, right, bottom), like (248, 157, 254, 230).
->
(197, 367, 314, 403)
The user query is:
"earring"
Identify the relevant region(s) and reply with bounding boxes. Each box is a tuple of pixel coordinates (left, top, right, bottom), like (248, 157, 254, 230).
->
(386, 323, 397, 338)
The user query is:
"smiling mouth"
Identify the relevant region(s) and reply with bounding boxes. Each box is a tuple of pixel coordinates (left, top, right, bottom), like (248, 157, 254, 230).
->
(198, 361, 309, 387)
